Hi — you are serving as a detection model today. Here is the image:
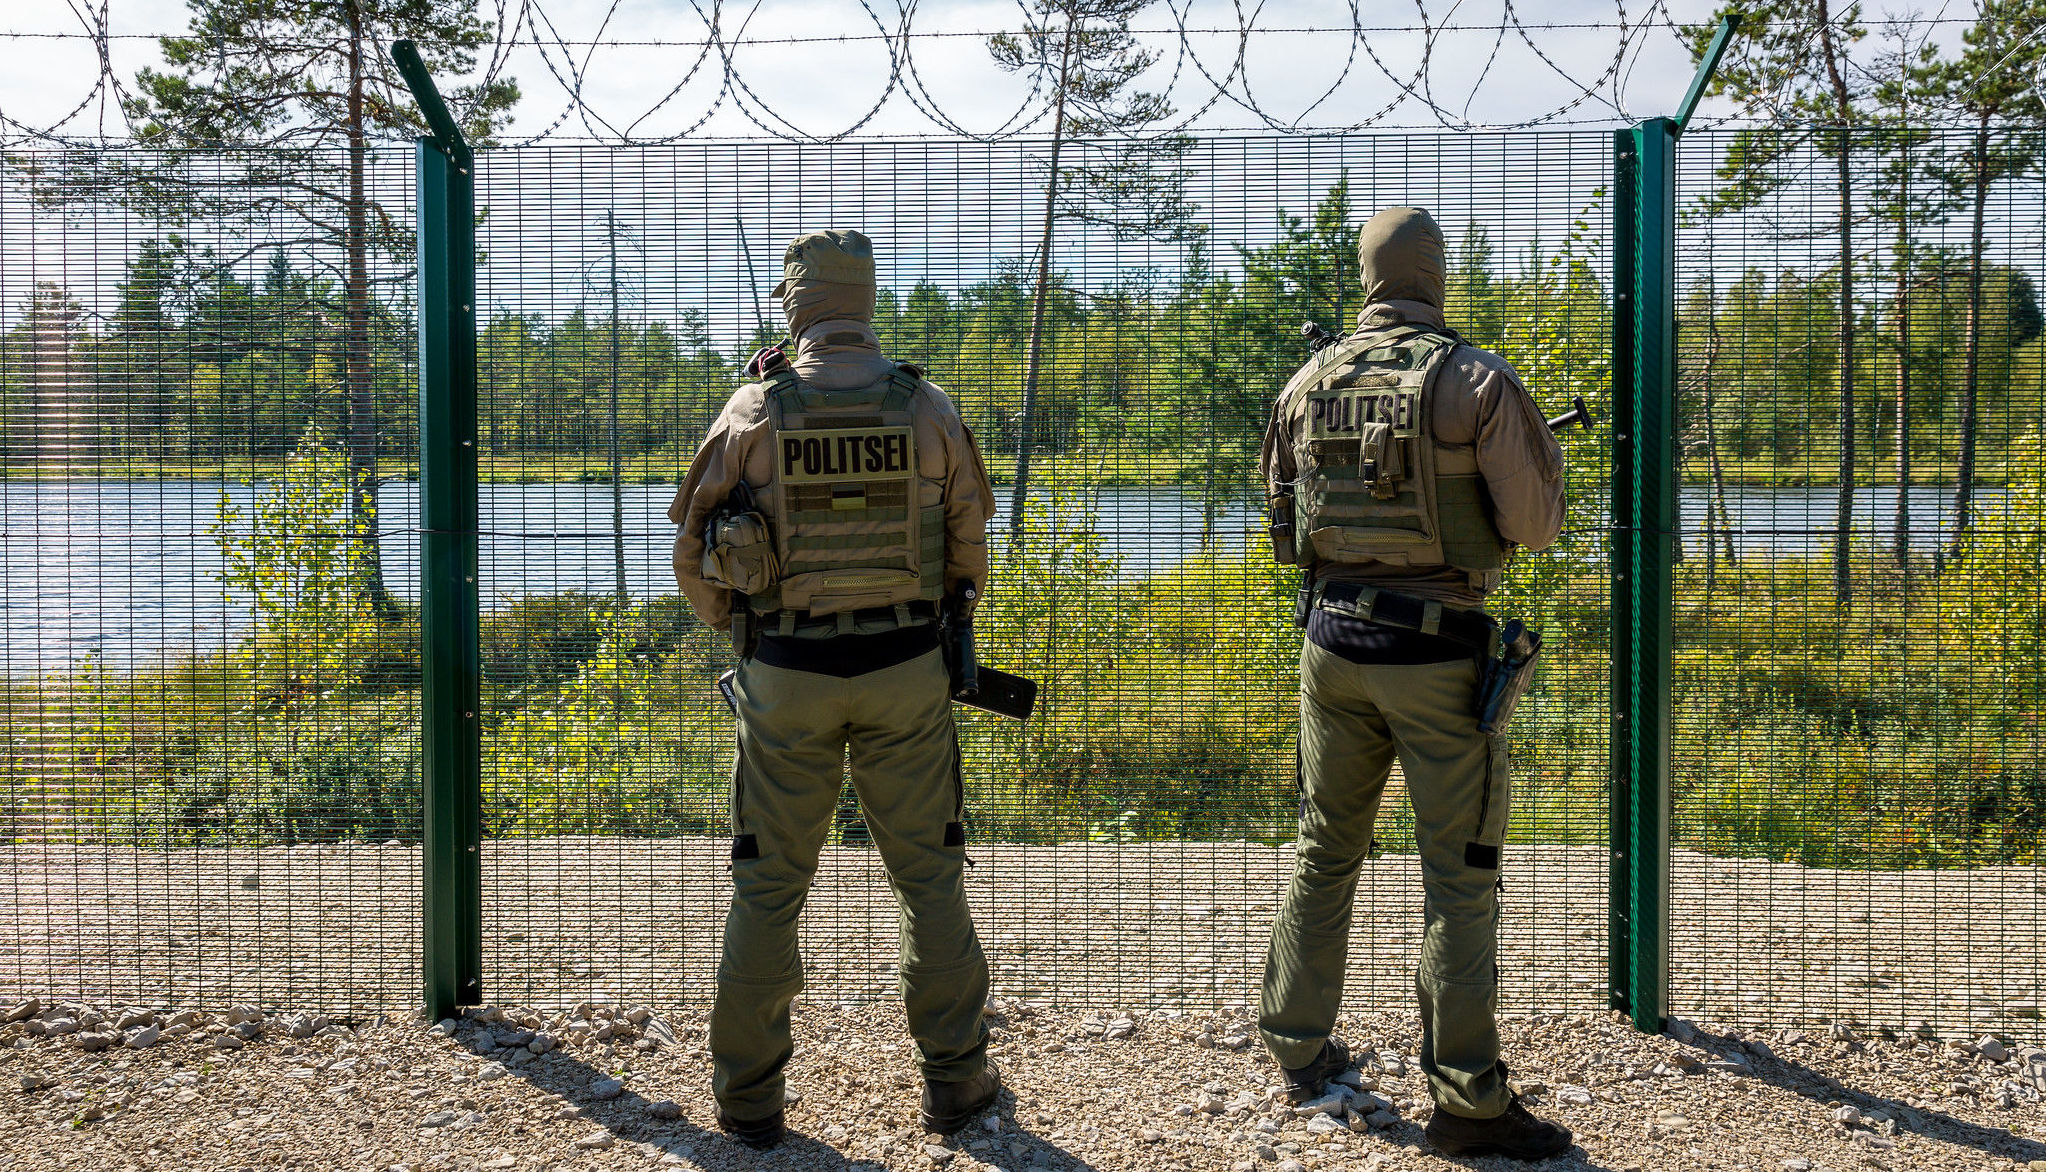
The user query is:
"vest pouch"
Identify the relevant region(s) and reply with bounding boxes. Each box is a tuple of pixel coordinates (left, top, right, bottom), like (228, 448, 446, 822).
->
(1307, 522, 1436, 564)
(702, 504, 780, 594)
(778, 567, 921, 615)
(1266, 491, 1298, 565)
(1359, 421, 1404, 496)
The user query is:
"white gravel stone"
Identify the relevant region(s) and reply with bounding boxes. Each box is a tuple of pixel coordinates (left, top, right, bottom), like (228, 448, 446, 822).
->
(1291, 1089, 1353, 1117)
(122, 1024, 160, 1049)
(574, 1129, 615, 1149)
(475, 1062, 508, 1081)
(1303, 1114, 1344, 1135)
(589, 1077, 624, 1100)
(1976, 1036, 2010, 1063)
(646, 1098, 682, 1120)
(210, 1033, 243, 1051)
(2, 1000, 39, 1023)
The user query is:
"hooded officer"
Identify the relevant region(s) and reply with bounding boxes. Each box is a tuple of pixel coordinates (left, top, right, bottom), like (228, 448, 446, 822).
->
(669, 229, 1001, 1147)
(1256, 207, 1572, 1160)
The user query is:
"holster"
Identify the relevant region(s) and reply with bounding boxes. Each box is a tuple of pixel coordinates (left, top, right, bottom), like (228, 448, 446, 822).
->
(1474, 619, 1542, 736)
(730, 595, 760, 659)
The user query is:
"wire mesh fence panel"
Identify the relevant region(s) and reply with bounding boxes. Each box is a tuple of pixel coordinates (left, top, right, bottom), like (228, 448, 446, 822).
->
(0, 149, 424, 1011)
(1672, 128, 2046, 1034)
(467, 135, 1615, 1013)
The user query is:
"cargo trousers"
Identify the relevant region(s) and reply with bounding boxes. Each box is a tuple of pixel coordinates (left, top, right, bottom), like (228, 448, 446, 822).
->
(710, 646, 990, 1121)
(1260, 639, 1514, 1120)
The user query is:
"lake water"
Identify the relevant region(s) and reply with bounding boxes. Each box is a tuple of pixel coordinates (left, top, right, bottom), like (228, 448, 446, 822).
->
(0, 479, 2002, 674)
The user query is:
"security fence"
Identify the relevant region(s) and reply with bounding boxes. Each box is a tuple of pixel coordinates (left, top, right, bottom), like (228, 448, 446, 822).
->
(0, 127, 2039, 1037)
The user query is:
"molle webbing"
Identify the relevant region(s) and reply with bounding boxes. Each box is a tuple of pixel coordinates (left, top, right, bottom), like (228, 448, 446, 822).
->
(1288, 325, 1509, 582)
(755, 366, 946, 620)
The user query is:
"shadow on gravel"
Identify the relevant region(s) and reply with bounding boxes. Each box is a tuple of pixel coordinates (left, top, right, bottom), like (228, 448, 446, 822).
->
(1364, 1118, 1629, 1171)
(463, 1034, 1098, 1171)
(1689, 1026, 2046, 1164)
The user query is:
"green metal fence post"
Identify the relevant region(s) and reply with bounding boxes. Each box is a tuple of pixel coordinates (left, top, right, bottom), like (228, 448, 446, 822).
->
(1609, 117, 1676, 1034)
(1608, 12, 1738, 1035)
(395, 40, 482, 1022)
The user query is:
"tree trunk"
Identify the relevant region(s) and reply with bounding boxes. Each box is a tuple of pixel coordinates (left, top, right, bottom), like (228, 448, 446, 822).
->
(1947, 114, 1991, 566)
(1700, 296, 1735, 565)
(1006, 18, 1079, 540)
(608, 211, 628, 605)
(1817, 3, 1857, 606)
(1892, 255, 1912, 573)
(344, 3, 391, 613)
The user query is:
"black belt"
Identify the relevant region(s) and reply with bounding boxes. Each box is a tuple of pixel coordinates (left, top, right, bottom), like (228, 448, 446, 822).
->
(1312, 581, 1496, 652)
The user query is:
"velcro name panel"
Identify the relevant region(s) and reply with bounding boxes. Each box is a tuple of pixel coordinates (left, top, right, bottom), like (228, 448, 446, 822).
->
(777, 426, 917, 486)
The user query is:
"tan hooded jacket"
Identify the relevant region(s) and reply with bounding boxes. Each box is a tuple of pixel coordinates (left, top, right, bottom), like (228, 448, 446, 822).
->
(668, 307, 994, 633)
(1261, 208, 1566, 609)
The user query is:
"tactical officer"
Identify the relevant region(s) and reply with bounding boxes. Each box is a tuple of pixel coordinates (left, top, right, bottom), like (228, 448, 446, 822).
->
(670, 229, 1001, 1148)
(1257, 207, 1572, 1160)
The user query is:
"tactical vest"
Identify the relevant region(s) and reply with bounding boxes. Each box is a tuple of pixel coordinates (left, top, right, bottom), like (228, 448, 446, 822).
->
(1280, 323, 1510, 589)
(745, 363, 948, 621)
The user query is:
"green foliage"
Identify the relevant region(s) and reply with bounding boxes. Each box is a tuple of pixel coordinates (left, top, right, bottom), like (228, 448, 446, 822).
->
(482, 608, 725, 837)
(1939, 430, 2046, 669)
(127, 0, 518, 145)
(212, 428, 385, 699)
(138, 714, 422, 847)
(960, 519, 1298, 843)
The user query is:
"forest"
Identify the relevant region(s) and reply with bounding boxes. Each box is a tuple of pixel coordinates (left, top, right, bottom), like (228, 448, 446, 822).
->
(5, 0, 2046, 871)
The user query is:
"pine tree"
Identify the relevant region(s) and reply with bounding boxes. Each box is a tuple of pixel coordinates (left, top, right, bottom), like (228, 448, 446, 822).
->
(103, 0, 518, 612)
(1868, 16, 1954, 572)
(1693, 1, 1871, 604)
(1928, 0, 2046, 566)
(989, 0, 1202, 539)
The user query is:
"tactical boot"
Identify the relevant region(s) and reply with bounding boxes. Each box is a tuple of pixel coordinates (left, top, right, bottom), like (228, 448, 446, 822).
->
(920, 1063, 1002, 1134)
(715, 1107, 786, 1149)
(1424, 1099, 1573, 1160)
(1280, 1037, 1353, 1103)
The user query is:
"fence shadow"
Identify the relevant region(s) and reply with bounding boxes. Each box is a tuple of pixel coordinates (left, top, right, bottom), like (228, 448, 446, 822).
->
(461, 1028, 1098, 1171)
(1688, 1025, 2046, 1163)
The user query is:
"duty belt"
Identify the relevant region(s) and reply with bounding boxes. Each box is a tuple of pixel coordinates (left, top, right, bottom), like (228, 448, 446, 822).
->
(762, 598, 939, 638)
(1310, 580, 1498, 653)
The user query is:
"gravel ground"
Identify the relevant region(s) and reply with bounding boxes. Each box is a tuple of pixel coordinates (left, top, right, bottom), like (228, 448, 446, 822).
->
(2, 839, 2041, 1033)
(2, 997, 2043, 1172)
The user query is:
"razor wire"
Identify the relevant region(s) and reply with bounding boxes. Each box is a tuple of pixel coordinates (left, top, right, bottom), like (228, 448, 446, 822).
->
(0, 0, 1960, 148)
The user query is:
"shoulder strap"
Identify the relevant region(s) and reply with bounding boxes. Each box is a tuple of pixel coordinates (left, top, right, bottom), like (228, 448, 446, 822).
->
(763, 367, 803, 428)
(883, 365, 922, 411)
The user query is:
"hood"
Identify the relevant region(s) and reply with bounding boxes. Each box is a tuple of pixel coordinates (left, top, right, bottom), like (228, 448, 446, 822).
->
(781, 276, 877, 339)
(1356, 207, 1446, 309)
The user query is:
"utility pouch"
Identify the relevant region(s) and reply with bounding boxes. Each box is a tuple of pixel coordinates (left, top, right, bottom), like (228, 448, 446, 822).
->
(1357, 421, 1404, 499)
(702, 482, 779, 595)
(1474, 619, 1542, 736)
(1293, 580, 1312, 629)
(1266, 490, 1298, 565)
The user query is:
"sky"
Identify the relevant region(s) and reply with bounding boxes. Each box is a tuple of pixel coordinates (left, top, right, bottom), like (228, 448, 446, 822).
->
(0, 0, 1786, 144)
(1, 0, 2032, 348)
